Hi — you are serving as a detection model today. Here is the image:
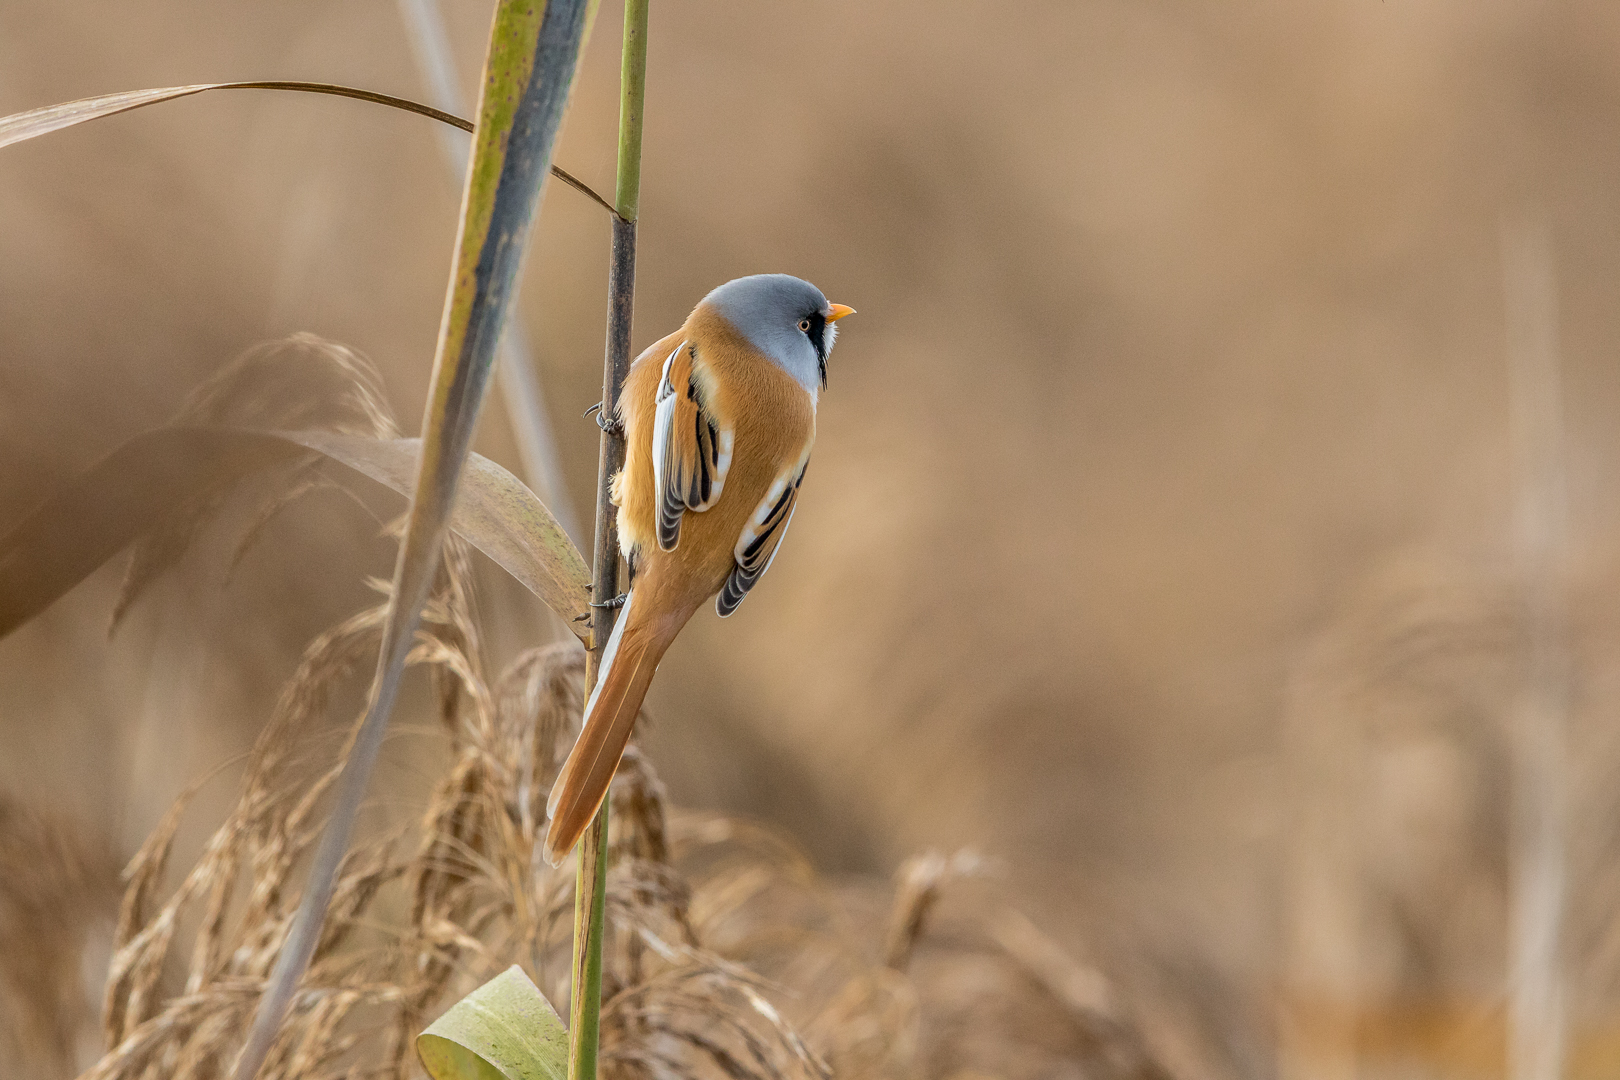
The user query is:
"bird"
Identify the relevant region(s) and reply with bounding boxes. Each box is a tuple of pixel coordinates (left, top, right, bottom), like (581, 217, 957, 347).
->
(543, 274, 854, 866)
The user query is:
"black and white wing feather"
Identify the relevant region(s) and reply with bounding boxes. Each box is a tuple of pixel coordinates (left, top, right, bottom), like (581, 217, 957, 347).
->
(716, 462, 807, 617)
(651, 340, 733, 551)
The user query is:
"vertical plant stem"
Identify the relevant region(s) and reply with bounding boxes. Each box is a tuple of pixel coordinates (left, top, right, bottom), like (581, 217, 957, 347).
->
(570, 2, 647, 1076)
(235, 2, 594, 1075)
(1502, 211, 1569, 1080)
(568, 783, 612, 1075)
(614, 0, 648, 222)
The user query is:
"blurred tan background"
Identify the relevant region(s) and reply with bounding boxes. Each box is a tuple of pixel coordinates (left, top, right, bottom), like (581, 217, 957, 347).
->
(8, 1, 1620, 1076)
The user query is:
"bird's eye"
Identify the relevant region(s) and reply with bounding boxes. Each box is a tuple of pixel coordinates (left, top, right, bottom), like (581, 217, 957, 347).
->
(797, 318, 812, 333)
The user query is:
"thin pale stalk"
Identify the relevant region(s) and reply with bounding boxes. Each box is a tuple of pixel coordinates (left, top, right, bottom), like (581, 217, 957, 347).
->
(570, 1, 649, 1075)
(1502, 212, 1569, 1080)
(397, 0, 585, 545)
(234, 2, 595, 1075)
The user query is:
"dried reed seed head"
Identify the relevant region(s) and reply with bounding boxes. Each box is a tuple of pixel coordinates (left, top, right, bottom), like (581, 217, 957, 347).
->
(109, 335, 402, 634)
(602, 964, 830, 1080)
(311, 840, 405, 963)
(495, 642, 588, 787)
(81, 985, 260, 1080)
(104, 784, 217, 1050)
(396, 649, 589, 1058)
(612, 745, 671, 864)
(606, 858, 697, 948)
(882, 849, 985, 972)
(175, 334, 399, 438)
(91, 710, 1152, 1080)
(802, 967, 919, 1077)
(86, 540, 496, 1076)
(410, 633, 494, 739)
(115, 785, 205, 950)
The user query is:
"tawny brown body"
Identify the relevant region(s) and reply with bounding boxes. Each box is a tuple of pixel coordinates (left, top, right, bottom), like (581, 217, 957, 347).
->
(543, 303, 817, 864)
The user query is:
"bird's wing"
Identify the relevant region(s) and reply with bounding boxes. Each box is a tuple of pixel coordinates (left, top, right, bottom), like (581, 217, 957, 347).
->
(716, 461, 807, 617)
(651, 339, 733, 551)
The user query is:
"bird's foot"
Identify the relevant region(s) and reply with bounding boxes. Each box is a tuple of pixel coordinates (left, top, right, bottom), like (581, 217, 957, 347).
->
(590, 592, 630, 610)
(583, 401, 624, 437)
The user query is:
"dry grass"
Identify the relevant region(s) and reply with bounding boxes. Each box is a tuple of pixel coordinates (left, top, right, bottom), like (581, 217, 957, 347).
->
(7, 339, 1183, 1080)
(75, 584, 1185, 1080)
(74, 584, 1185, 1079)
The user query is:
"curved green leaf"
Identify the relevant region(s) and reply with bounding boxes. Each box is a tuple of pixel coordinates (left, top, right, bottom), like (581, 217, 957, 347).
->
(418, 966, 569, 1080)
(0, 427, 590, 640)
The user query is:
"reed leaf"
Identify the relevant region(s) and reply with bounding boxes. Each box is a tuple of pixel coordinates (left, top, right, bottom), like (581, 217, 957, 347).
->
(237, 2, 596, 1075)
(0, 81, 612, 214)
(417, 966, 569, 1080)
(296, 431, 588, 631)
(0, 427, 589, 641)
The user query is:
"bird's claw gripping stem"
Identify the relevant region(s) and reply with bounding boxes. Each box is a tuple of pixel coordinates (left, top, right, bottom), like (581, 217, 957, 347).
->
(584, 401, 624, 437)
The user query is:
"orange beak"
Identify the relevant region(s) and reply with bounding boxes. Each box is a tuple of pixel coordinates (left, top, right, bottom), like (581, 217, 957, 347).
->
(825, 303, 856, 322)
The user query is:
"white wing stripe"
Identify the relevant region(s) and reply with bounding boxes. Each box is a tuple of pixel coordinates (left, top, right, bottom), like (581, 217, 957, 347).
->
(753, 479, 787, 525)
(657, 340, 685, 398)
(715, 430, 735, 490)
(758, 505, 795, 578)
(706, 429, 734, 505)
(652, 394, 675, 511)
(653, 341, 735, 547)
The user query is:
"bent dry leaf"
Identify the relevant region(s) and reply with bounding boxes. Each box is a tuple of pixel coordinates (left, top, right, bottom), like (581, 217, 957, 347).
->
(418, 966, 569, 1080)
(0, 427, 589, 641)
(0, 81, 614, 214)
(295, 431, 589, 631)
(239, 1, 597, 1075)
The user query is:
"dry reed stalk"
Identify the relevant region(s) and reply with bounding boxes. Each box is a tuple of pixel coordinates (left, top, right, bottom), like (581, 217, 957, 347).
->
(990, 907, 1117, 1022)
(1502, 211, 1570, 1080)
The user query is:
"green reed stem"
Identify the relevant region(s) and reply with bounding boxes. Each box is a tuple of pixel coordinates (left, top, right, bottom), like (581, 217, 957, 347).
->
(614, 0, 649, 222)
(569, 1, 648, 1077)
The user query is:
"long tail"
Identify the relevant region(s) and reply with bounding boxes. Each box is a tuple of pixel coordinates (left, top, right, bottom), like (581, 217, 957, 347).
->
(543, 588, 689, 865)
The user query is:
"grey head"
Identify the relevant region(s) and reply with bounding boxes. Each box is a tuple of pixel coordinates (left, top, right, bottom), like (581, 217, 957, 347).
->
(701, 273, 854, 396)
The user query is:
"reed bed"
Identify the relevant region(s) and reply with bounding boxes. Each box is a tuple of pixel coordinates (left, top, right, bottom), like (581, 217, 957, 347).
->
(2, 339, 1179, 1080)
